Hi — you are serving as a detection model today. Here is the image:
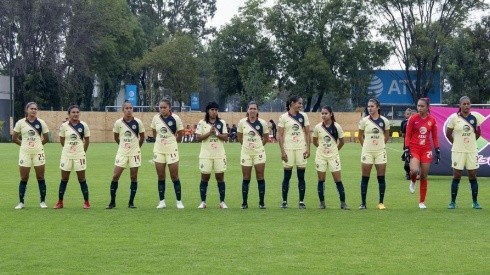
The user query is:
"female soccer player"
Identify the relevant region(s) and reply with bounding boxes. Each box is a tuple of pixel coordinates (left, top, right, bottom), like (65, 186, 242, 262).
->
(277, 95, 311, 209)
(151, 99, 184, 209)
(446, 96, 482, 209)
(54, 105, 91, 209)
(312, 106, 348, 210)
(400, 108, 412, 179)
(237, 101, 269, 209)
(404, 98, 440, 209)
(13, 102, 50, 209)
(358, 98, 390, 210)
(196, 101, 229, 209)
(106, 101, 145, 209)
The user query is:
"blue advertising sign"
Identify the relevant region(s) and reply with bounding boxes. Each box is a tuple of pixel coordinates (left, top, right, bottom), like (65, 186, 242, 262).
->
(190, 93, 199, 110)
(125, 84, 138, 106)
(368, 70, 441, 104)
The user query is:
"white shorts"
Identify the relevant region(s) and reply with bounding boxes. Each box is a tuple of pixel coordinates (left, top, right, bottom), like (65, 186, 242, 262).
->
(19, 151, 46, 167)
(199, 157, 227, 174)
(315, 154, 341, 173)
(153, 151, 179, 165)
(451, 151, 479, 170)
(283, 149, 307, 168)
(241, 151, 266, 166)
(60, 156, 87, 171)
(115, 154, 142, 168)
(361, 150, 387, 165)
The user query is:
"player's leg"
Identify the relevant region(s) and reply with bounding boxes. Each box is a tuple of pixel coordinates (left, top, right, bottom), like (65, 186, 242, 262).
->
(128, 166, 139, 208)
(254, 162, 266, 209)
(154, 156, 167, 208)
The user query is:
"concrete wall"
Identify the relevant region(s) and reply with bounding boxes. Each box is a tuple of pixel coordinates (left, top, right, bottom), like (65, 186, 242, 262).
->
(37, 111, 365, 142)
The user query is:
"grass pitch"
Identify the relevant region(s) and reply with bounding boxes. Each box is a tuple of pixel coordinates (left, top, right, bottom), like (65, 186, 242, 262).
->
(0, 142, 488, 273)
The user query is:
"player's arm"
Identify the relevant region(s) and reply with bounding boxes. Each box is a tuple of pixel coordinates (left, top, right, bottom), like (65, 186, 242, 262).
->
(114, 133, 120, 144)
(358, 130, 364, 146)
(237, 132, 243, 145)
(431, 119, 440, 148)
(83, 137, 90, 152)
(445, 127, 454, 144)
(176, 129, 183, 142)
(42, 132, 49, 145)
(60, 136, 65, 147)
(139, 132, 145, 147)
(12, 131, 21, 146)
(262, 132, 268, 146)
(152, 128, 157, 140)
(404, 119, 413, 148)
(217, 131, 228, 142)
(277, 126, 285, 153)
(383, 129, 390, 144)
(475, 126, 481, 140)
(304, 125, 311, 157)
(338, 137, 345, 151)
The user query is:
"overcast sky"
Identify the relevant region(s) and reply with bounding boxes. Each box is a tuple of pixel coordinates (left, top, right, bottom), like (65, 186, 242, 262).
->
(209, 0, 273, 28)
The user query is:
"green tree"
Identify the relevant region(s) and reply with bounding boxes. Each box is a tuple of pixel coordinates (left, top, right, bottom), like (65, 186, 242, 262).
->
(371, 0, 487, 104)
(441, 16, 490, 104)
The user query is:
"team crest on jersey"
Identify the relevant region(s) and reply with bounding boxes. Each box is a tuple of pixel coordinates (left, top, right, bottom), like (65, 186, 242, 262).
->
(242, 159, 245, 163)
(160, 127, 168, 134)
(379, 122, 384, 127)
(324, 136, 331, 143)
(362, 156, 366, 161)
(132, 125, 137, 130)
(255, 125, 260, 130)
(463, 125, 470, 132)
(428, 121, 432, 126)
(292, 124, 300, 131)
(419, 127, 427, 134)
(61, 163, 64, 167)
(78, 128, 83, 132)
(168, 121, 173, 126)
(35, 124, 40, 129)
(372, 128, 380, 134)
(216, 124, 222, 129)
(20, 160, 23, 164)
(470, 119, 474, 124)
(70, 133, 77, 141)
(28, 130, 36, 137)
(454, 162, 457, 166)
(124, 130, 132, 137)
(248, 131, 256, 137)
(299, 118, 303, 123)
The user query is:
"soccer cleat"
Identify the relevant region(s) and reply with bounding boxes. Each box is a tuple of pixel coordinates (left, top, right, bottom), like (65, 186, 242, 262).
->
(83, 201, 91, 209)
(418, 202, 427, 209)
(448, 201, 456, 209)
(409, 181, 416, 194)
(219, 201, 228, 209)
(176, 200, 184, 209)
(359, 204, 367, 210)
(40, 202, 48, 209)
(259, 204, 266, 209)
(281, 201, 288, 209)
(14, 202, 25, 210)
(106, 203, 116, 209)
(472, 201, 482, 209)
(53, 200, 64, 209)
(156, 200, 166, 209)
(340, 202, 349, 210)
(298, 202, 306, 209)
(241, 204, 248, 209)
(128, 203, 137, 209)
(377, 203, 386, 210)
(198, 201, 207, 209)
(319, 201, 326, 209)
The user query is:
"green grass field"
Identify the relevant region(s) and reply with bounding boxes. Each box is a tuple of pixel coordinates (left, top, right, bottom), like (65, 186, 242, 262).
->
(0, 142, 488, 273)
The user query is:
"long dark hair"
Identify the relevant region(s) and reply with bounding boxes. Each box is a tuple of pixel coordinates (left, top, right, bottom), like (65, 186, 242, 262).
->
(322, 106, 336, 123)
(205, 101, 220, 123)
(368, 98, 381, 115)
(286, 95, 302, 111)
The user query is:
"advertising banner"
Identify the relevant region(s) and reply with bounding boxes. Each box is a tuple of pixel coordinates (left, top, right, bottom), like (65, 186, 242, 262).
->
(125, 84, 138, 106)
(430, 107, 490, 176)
(190, 93, 200, 110)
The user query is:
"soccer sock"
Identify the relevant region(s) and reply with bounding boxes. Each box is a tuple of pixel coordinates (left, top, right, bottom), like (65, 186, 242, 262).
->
(469, 179, 478, 203)
(317, 181, 325, 202)
(404, 162, 410, 174)
(38, 179, 46, 202)
(258, 179, 265, 205)
(110, 181, 118, 204)
(173, 179, 182, 201)
(58, 180, 68, 200)
(242, 179, 250, 205)
(79, 180, 89, 201)
(199, 181, 208, 202)
(450, 178, 460, 202)
(19, 181, 27, 203)
(129, 182, 137, 204)
(360, 176, 369, 205)
(377, 176, 386, 204)
(297, 168, 306, 201)
(282, 169, 292, 202)
(419, 178, 428, 203)
(158, 180, 166, 201)
(218, 182, 226, 202)
(335, 181, 346, 203)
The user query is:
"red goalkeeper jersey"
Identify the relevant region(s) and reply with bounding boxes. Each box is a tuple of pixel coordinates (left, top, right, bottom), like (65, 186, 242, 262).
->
(405, 113, 439, 151)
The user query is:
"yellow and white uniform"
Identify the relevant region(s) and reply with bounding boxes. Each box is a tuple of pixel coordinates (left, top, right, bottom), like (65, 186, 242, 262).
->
(312, 122, 344, 172)
(14, 118, 49, 167)
(358, 115, 390, 164)
(113, 117, 145, 168)
(196, 119, 228, 173)
(447, 113, 481, 170)
(151, 113, 183, 164)
(237, 117, 269, 166)
(278, 112, 310, 168)
(59, 121, 90, 171)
